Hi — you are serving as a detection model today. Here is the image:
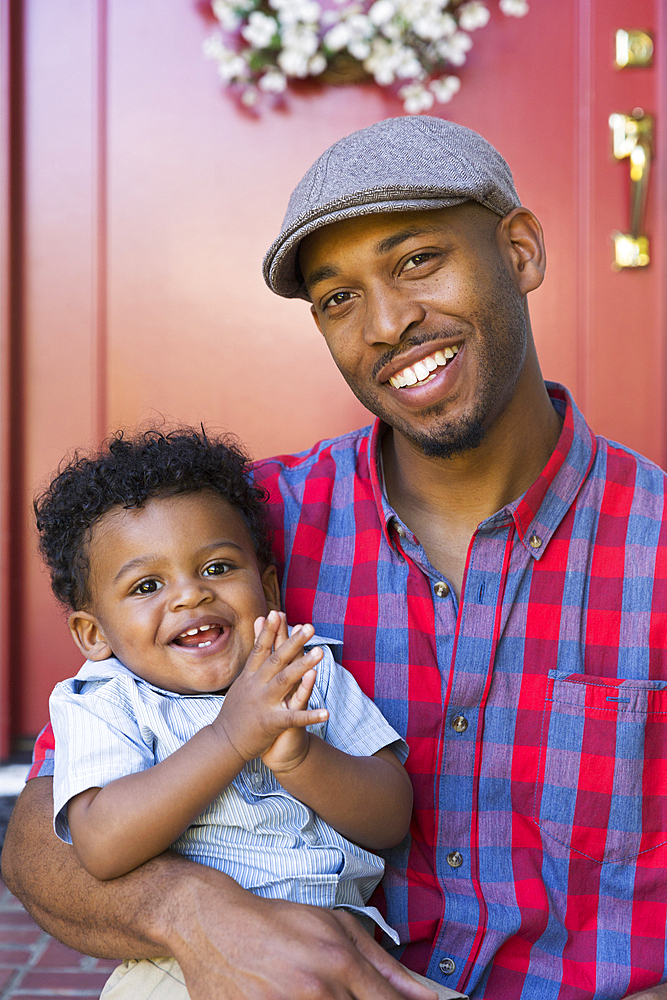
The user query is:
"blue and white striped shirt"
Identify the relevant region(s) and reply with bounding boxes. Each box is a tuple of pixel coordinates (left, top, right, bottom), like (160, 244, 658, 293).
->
(50, 639, 407, 940)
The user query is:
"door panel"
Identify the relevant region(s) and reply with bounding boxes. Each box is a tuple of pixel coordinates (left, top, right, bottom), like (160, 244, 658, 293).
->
(2, 0, 664, 744)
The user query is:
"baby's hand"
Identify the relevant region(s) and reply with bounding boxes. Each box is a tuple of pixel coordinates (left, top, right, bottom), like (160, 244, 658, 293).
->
(260, 646, 319, 774)
(212, 611, 327, 764)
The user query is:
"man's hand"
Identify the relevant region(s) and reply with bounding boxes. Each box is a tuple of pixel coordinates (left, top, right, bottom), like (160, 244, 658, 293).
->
(171, 887, 437, 1000)
(213, 611, 327, 763)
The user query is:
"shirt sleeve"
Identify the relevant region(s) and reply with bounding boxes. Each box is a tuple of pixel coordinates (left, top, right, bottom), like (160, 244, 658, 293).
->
(311, 645, 408, 763)
(27, 723, 55, 780)
(49, 677, 156, 843)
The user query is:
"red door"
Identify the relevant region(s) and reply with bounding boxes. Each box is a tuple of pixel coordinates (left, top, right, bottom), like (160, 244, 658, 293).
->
(1, 0, 665, 751)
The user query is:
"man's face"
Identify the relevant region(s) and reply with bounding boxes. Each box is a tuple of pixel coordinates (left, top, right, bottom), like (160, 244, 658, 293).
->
(300, 204, 532, 459)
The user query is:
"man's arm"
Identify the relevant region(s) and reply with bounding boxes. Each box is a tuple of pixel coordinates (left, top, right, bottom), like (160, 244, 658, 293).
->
(2, 777, 436, 1000)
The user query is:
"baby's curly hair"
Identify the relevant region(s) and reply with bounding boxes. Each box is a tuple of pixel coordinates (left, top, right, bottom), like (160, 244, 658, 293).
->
(34, 426, 273, 611)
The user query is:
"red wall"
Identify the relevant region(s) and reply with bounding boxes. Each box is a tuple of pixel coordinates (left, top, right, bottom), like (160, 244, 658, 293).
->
(2, 0, 665, 746)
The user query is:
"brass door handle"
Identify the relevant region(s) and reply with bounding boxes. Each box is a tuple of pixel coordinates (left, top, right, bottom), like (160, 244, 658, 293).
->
(609, 109, 653, 269)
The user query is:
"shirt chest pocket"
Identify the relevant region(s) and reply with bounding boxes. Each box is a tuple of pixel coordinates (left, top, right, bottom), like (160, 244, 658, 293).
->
(533, 670, 667, 864)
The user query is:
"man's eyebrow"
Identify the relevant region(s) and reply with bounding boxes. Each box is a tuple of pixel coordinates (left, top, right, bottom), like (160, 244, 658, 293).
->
(304, 263, 341, 289)
(373, 225, 444, 256)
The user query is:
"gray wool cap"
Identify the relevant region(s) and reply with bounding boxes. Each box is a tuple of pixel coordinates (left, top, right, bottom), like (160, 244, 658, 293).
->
(263, 116, 521, 300)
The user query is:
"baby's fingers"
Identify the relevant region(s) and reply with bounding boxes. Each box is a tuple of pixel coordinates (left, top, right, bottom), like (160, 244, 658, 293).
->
(286, 666, 318, 711)
(283, 706, 329, 730)
(247, 611, 285, 670)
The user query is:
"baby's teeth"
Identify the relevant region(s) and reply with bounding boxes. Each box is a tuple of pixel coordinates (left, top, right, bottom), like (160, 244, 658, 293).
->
(199, 624, 211, 631)
(185, 628, 199, 636)
(197, 639, 213, 648)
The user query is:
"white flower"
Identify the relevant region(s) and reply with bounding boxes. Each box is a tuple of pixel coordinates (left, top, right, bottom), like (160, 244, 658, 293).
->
(457, 1, 490, 30)
(241, 11, 279, 48)
(429, 73, 461, 101)
(205, 39, 248, 81)
(308, 52, 327, 74)
(324, 21, 352, 50)
(211, 0, 242, 31)
(398, 81, 434, 113)
(499, 0, 528, 15)
(269, 0, 322, 26)
(258, 68, 287, 91)
(277, 46, 311, 75)
(436, 29, 472, 65)
(364, 37, 401, 83)
(368, 0, 395, 26)
(240, 86, 259, 106)
(395, 45, 425, 79)
(282, 23, 320, 56)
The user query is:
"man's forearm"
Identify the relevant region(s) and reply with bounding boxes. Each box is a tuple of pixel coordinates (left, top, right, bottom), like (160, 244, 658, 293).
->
(1, 776, 237, 958)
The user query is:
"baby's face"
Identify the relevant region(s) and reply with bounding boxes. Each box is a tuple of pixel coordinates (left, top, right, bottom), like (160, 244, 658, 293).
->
(70, 491, 280, 694)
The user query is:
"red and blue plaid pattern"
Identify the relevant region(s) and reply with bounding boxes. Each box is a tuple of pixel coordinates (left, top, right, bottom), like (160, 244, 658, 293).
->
(31, 383, 667, 998)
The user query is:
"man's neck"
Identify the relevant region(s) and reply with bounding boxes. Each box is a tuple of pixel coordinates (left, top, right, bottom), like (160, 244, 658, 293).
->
(381, 378, 563, 597)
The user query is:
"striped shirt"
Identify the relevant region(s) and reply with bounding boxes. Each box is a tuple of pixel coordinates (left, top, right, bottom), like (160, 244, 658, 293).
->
(49, 642, 406, 940)
(33, 382, 667, 998)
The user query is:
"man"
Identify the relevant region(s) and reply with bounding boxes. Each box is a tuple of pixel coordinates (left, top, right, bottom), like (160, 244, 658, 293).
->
(4, 117, 667, 1000)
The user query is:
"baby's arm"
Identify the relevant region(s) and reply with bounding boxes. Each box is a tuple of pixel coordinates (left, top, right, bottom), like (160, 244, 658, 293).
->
(67, 616, 327, 881)
(261, 642, 413, 850)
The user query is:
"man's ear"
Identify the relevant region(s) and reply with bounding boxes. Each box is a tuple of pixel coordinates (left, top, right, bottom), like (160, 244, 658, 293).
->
(310, 303, 324, 336)
(261, 564, 281, 614)
(68, 612, 113, 661)
(497, 207, 546, 296)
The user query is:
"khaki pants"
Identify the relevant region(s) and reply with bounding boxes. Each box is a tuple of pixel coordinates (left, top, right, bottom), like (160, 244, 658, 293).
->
(100, 956, 468, 999)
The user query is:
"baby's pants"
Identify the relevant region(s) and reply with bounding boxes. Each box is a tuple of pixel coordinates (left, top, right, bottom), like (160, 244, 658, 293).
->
(100, 955, 468, 999)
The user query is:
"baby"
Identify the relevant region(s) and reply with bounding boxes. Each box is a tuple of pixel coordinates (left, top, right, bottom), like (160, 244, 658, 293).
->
(37, 427, 459, 1000)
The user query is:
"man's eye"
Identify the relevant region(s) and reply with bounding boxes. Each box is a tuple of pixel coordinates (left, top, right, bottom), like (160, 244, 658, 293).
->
(133, 579, 161, 595)
(402, 253, 433, 271)
(203, 562, 229, 577)
(323, 291, 351, 310)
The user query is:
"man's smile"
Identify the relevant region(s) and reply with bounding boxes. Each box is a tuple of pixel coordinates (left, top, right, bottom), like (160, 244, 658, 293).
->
(386, 344, 461, 389)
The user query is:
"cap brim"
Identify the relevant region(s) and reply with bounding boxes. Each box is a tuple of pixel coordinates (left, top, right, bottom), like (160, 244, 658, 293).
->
(263, 194, 470, 300)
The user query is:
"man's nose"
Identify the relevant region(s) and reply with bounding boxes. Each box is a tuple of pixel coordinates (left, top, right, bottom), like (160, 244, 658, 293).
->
(169, 577, 215, 611)
(363, 285, 426, 346)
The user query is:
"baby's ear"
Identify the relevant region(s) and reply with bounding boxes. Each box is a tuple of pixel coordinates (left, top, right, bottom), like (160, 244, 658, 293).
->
(261, 564, 281, 614)
(68, 612, 113, 661)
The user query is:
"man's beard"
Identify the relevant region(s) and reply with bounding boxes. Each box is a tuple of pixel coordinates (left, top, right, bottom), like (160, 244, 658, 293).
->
(341, 268, 528, 460)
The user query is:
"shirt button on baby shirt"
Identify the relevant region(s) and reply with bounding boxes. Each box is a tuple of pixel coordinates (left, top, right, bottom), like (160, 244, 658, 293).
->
(250, 772, 263, 789)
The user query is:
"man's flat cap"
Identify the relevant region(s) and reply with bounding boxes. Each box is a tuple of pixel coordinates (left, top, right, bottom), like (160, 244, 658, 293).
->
(263, 116, 521, 300)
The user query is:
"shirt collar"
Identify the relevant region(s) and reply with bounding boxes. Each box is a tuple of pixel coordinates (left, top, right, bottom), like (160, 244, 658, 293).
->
(368, 382, 597, 559)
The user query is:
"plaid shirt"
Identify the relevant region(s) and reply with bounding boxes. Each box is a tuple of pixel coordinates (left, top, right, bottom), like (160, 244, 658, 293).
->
(31, 383, 667, 999)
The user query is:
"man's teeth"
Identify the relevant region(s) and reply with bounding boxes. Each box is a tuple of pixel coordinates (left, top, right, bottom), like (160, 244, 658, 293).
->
(389, 345, 459, 388)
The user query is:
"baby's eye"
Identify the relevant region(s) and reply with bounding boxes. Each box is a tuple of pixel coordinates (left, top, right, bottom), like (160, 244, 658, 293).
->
(203, 562, 230, 577)
(133, 579, 162, 595)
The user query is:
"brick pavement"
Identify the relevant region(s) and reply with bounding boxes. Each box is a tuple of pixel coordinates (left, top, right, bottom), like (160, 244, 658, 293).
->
(0, 878, 118, 998)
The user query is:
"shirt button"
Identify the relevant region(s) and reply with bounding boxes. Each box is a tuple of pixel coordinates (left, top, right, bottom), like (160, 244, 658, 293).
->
(439, 957, 456, 975)
(447, 850, 463, 868)
(394, 522, 406, 538)
(452, 715, 468, 733)
(434, 581, 450, 598)
(529, 533, 542, 549)
(250, 772, 263, 788)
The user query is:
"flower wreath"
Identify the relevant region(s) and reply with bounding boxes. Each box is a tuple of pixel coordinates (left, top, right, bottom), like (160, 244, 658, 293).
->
(204, 0, 528, 113)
